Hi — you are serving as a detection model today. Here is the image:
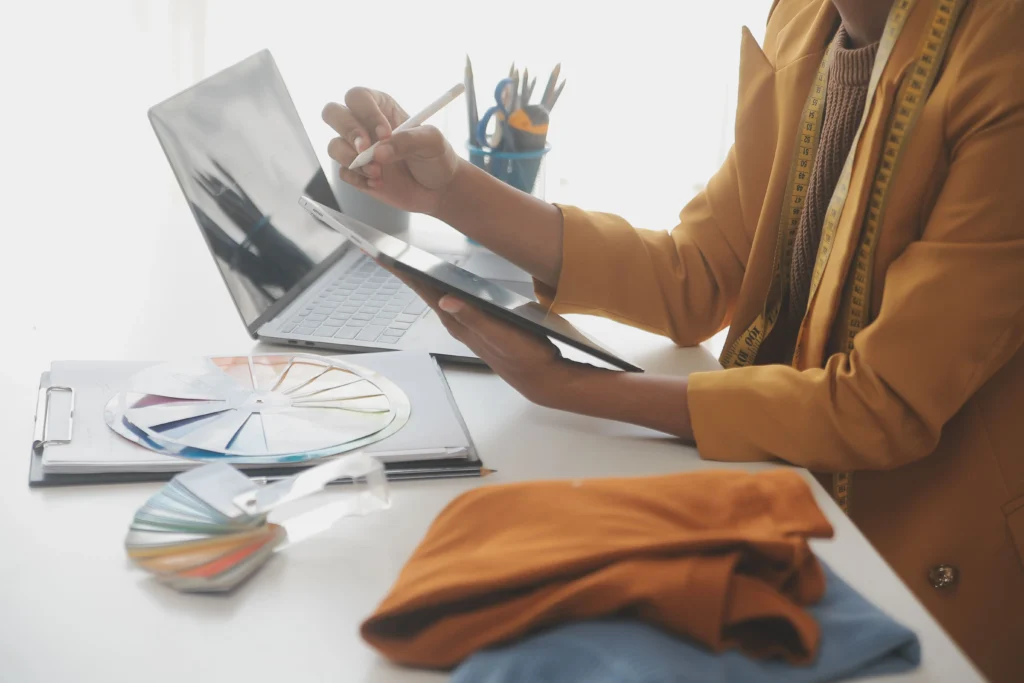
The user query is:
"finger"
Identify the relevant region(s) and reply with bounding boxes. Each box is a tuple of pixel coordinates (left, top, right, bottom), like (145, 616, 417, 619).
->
(374, 125, 446, 165)
(337, 164, 370, 191)
(327, 136, 357, 168)
(329, 138, 381, 180)
(379, 97, 410, 129)
(322, 102, 370, 153)
(438, 295, 547, 351)
(437, 296, 512, 338)
(346, 87, 394, 142)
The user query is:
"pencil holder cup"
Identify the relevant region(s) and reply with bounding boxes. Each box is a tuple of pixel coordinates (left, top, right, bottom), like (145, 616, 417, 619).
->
(466, 142, 550, 200)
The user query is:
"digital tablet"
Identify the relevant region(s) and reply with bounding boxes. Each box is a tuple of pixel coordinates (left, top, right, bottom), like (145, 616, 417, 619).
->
(298, 196, 642, 372)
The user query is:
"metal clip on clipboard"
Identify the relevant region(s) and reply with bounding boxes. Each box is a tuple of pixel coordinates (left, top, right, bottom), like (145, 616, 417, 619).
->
(33, 385, 75, 451)
(174, 451, 391, 545)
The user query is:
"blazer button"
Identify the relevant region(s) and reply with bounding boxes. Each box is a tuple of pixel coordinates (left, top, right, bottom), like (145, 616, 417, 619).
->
(928, 564, 959, 590)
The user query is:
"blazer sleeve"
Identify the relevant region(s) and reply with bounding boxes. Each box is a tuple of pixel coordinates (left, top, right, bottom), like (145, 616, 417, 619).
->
(688, 15, 1024, 471)
(535, 27, 774, 347)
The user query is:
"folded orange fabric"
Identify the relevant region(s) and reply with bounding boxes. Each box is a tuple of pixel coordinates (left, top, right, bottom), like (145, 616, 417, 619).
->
(361, 469, 834, 669)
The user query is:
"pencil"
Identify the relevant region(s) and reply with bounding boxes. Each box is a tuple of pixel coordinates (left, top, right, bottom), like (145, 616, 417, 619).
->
(547, 80, 566, 112)
(541, 63, 561, 110)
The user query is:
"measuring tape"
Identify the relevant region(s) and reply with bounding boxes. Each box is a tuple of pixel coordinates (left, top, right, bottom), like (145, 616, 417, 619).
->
(719, 0, 968, 514)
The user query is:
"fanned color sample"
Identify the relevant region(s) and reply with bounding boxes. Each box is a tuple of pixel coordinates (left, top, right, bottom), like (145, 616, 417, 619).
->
(126, 453, 390, 592)
(124, 473, 286, 592)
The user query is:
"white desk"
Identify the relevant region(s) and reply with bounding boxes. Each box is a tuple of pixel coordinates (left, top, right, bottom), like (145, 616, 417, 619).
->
(0, 292, 985, 682)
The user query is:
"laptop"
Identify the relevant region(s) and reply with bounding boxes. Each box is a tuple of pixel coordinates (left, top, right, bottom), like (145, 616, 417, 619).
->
(148, 49, 530, 363)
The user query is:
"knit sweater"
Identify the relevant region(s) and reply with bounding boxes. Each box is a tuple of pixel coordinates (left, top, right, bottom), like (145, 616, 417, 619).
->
(787, 25, 880, 321)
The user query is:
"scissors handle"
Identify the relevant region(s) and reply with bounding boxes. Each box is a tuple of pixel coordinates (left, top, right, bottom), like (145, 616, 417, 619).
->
(475, 78, 516, 149)
(476, 107, 505, 149)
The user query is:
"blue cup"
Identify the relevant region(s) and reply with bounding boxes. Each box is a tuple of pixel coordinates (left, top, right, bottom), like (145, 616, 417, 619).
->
(466, 142, 551, 198)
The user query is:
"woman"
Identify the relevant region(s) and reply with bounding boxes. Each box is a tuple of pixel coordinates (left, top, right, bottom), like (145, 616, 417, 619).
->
(322, 0, 1023, 678)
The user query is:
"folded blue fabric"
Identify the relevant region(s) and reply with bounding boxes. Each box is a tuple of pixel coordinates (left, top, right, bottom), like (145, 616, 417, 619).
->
(452, 562, 920, 683)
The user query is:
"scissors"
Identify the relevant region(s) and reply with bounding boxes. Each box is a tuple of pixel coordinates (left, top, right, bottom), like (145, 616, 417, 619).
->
(475, 78, 516, 150)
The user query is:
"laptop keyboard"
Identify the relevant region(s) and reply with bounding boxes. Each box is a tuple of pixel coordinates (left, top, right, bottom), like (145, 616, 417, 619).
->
(280, 257, 428, 344)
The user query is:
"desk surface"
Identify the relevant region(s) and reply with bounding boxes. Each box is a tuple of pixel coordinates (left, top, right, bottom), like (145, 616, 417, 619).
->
(0, 266, 985, 682)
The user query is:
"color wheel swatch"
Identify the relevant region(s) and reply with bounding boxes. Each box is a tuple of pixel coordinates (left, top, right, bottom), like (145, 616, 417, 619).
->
(104, 354, 410, 464)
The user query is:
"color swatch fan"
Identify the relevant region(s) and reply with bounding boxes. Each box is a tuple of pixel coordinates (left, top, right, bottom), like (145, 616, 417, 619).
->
(126, 452, 389, 592)
(105, 354, 410, 464)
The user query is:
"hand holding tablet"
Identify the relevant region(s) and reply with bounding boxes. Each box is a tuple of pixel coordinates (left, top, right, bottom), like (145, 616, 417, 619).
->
(298, 196, 642, 373)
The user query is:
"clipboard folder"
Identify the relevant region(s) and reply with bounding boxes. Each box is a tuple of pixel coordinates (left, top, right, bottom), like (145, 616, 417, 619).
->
(29, 352, 483, 488)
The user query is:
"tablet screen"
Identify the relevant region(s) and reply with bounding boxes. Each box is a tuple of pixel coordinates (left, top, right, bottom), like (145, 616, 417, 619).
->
(299, 197, 642, 372)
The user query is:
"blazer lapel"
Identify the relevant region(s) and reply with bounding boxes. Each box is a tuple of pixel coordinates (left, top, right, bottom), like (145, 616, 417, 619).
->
(796, 0, 933, 368)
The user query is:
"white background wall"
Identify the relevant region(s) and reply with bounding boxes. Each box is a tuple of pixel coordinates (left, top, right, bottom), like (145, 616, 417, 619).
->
(0, 0, 770, 361)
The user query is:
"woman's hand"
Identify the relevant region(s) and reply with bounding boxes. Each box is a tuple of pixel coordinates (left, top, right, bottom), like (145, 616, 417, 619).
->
(383, 267, 579, 406)
(322, 88, 461, 215)
(377, 264, 695, 440)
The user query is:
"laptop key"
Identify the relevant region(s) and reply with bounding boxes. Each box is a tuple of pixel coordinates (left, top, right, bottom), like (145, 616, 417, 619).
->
(403, 299, 428, 315)
(295, 326, 317, 336)
(345, 319, 368, 328)
(329, 312, 351, 322)
(356, 325, 386, 342)
(395, 313, 419, 324)
(388, 321, 411, 330)
(371, 318, 393, 327)
(282, 323, 297, 333)
(384, 328, 407, 338)
(353, 312, 374, 321)
(306, 313, 328, 322)
(378, 335, 402, 344)
(334, 327, 359, 340)
(317, 325, 341, 337)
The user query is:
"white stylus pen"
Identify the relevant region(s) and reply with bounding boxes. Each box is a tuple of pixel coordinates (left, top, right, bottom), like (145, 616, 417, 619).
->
(348, 82, 466, 170)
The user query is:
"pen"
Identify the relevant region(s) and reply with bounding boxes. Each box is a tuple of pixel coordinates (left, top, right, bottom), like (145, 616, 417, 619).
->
(349, 82, 466, 169)
(251, 466, 495, 485)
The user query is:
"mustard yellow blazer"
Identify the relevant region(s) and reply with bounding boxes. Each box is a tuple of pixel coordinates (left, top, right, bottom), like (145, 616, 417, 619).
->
(538, 1, 1024, 679)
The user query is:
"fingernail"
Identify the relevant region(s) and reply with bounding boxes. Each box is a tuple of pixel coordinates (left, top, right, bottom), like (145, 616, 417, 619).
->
(375, 143, 393, 163)
(376, 124, 390, 139)
(439, 296, 463, 313)
(353, 136, 365, 152)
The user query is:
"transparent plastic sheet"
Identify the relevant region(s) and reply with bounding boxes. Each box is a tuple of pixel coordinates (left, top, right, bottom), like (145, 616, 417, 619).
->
(125, 451, 390, 592)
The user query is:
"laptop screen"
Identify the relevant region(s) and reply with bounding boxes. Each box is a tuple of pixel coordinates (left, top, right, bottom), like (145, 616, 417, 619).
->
(149, 50, 346, 329)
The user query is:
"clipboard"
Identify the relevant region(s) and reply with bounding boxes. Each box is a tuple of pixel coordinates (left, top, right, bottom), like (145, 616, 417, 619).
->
(28, 353, 483, 488)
